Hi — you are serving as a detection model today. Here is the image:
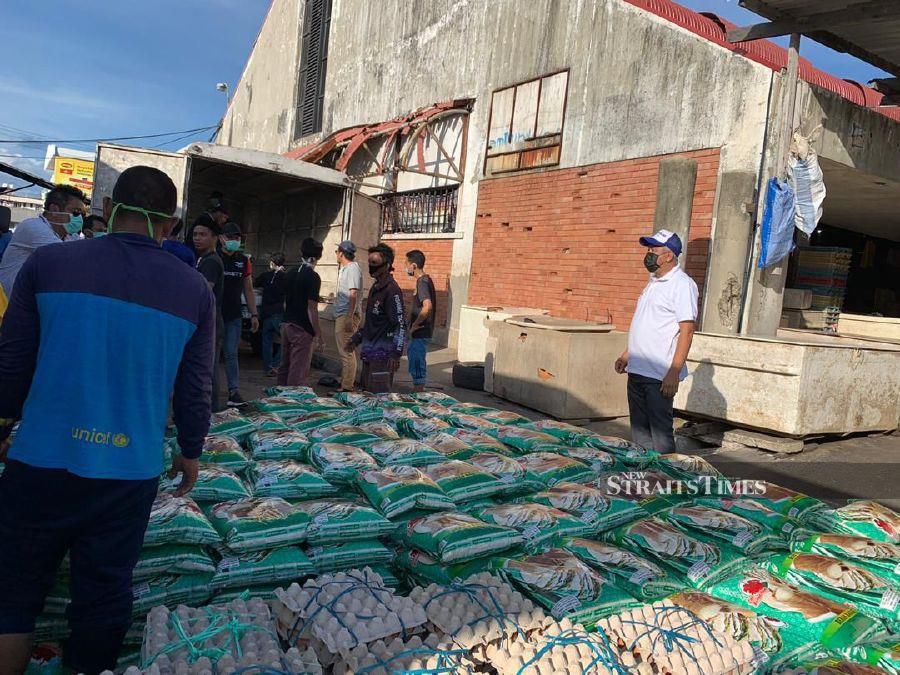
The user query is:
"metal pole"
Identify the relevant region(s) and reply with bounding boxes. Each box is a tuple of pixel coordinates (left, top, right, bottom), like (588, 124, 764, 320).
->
(777, 33, 801, 178)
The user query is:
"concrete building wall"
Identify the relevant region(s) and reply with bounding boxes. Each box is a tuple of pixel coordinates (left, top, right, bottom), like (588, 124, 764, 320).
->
(219, 0, 303, 154)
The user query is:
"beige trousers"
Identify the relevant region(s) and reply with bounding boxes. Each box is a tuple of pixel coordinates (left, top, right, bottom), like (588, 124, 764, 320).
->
(334, 313, 361, 390)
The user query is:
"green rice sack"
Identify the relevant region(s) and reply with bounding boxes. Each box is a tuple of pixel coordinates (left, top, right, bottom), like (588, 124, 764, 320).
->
(213, 585, 284, 603)
(590, 470, 693, 514)
(380, 406, 421, 423)
(516, 452, 594, 486)
(208, 408, 255, 439)
(367, 439, 445, 467)
(305, 540, 394, 573)
(667, 589, 789, 660)
(332, 390, 377, 407)
(131, 573, 213, 618)
(445, 429, 513, 455)
(197, 434, 251, 472)
(373, 392, 420, 408)
(394, 549, 494, 586)
(526, 419, 592, 446)
(395, 510, 524, 563)
(696, 496, 801, 539)
(473, 502, 591, 548)
(290, 410, 350, 432)
(554, 446, 619, 473)
(772, 657, 892, 674)
(209, 545, 314, 590)
(444, 413, 500, 434)
(747, 481, 829, 520)
(759, 551, 900, 628)
(561, 537, 685, 601)
(133, 545, 216, 581)
(827, 640, 900, 674)
(705, 568, 888, 666)
(411, 391, 459, 406)
(790, 531, 900, 584)
(412, 403, 455, 419)
(342, 406, 395, 426)
(525, 482, 646, 534)
(396, 416, 453, 439)
(466, 451, 544, 495)
(287, 396, 349, 414)
(248, 459, 338, 500)
(263, 385, 316, 399)
(356, 421, 401, 440)
(244, 409, 290, 432)
(583, 435, 658, 468)
(421, 460, 506, 502)
(492, 548, 638, 624)
(307, 442, 379, 483)
(160, 465, 250, 503)
(605, 517, 749, 589)
(484, 425, 563, 454)
(143, 493, 221, 547)
(308, 423, 384, 447)
(355, 466, 455, 519)
(419, 432, 475, 459)
(449, 402, 501, 416)
(480, 410, 533, 427)
(206, 497, 310, 552)
(802, 500, 900, 544)
(654, 452, 723, 482)
(295, 498, 396, 544)
(247, 428, 310, 461)
(370, 565, 402, 588)
(661, 504, 786, 555)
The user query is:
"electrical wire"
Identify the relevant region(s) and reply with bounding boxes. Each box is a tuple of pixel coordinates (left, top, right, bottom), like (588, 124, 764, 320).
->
(0, 125, 219, 144)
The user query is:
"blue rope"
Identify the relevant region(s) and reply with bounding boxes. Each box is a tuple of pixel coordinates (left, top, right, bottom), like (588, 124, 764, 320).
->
(619, 605, 725, 669)
(517, 627, 629, 675)
(422, 581, 528, 642)
(356, 646, 473, 675)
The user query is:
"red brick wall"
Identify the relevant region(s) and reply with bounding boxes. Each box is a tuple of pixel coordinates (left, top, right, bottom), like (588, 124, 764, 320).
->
(384, 237, 453, 334)
(468, 149, 719, 329)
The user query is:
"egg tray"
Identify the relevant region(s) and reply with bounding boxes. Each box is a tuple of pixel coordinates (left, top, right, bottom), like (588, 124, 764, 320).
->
(594, 601, 758, 675)
(408, 572, 549, 650)
(111, 647, 319, 675)
(331, 632, 477, 675)
(273, 567, 427, 655)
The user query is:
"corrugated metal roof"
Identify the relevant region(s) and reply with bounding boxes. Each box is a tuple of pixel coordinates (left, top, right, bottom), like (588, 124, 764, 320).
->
(740, 0, 900, 78)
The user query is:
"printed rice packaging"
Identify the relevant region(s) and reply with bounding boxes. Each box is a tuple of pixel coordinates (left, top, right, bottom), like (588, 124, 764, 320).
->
(419, 432, 475, 459)
(367, 438, 446, 467)
(248, 459, 338, 500)
(466, 451, 544, 495)
(802, 500, 900, 544)
(295, 498, 396, 544)
(485, 425, 563, 454)
(554, 446, 619, 473)
(396, 415, 453, 439)
(160, 465, 250, 503)
(605, 516, 749, 589)
(307, 442, 379, 483)
(394, 549, 495, 586)
(445, 413, 501, 433)
(412, 403, 455, 420)
(206, 497, 310, 552)
(492, 548, 638, 624)
(373, 392, 419, 408)
(525, 481, 646, 534)
(244, 409, 290, 432)
(479, 410, 533, 427)
(473, 502, 591, 547)
(308, 423, 384, 447)
(197, 434, 251, 472)
(749, 481, 829, 520)
(449, 402, 500, 416)
(131, 573, 213, 618)
(654, 452, 723, 482)
(516, 452, 594, 486)
(561, 537, 685, 600)
(247, 428, 310, 461)
(410, 391, 459, 406)
(133, 545, 216, 581)
(209, 545, 314, 590)
(356, 421, 401, 440)
(290, 410, 349, 432)
(421, 460, 506, 502)
(590, 470, 690, 514)
(143, 493, 221, 547)
(395, 510, 524, 564)
(697, 496, 801, 539)
(208, 408, 255, 439)
(263, 385, 316, 400)
(356, 465, 455, 519)
(305, 540, 394, 573)
(526, 419, 593, 446)
(661, 504, 786, 555)
(827, 640, 900, 674)
(583, 435, 658, 467)
(333, 390, 377, 407)
(445, 429, 513, 455)
(790, 531, 900, 584)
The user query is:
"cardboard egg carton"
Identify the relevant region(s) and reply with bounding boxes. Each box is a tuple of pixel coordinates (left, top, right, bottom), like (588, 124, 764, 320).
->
(408, 572, 548, 650)
(594, 601, 757, 675)
(332, 632, 475, 675)
(273, 568, 427, 655)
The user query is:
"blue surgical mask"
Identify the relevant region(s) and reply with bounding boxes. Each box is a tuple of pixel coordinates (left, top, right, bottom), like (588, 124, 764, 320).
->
(64, 214, 84, 235)
(223, 239, 241, 253)
(92, 231, 107, 238)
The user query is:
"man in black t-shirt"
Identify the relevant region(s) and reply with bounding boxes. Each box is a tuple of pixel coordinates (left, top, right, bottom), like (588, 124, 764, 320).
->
(278, 238, 323, 386)
(219, 222, 258, 405)
(405, 249, 436, 392)
(185, 203, 229, 256)
(254, 252, 287, 376)
(193, 221, 224, 410)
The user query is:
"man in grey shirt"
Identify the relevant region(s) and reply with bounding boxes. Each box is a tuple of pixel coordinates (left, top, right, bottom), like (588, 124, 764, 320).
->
(333, 240, 363, 391)
(0, 186, 87, 298)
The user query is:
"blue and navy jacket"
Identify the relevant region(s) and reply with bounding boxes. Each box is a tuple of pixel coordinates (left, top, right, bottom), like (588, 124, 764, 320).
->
(0, 233, 215, 480)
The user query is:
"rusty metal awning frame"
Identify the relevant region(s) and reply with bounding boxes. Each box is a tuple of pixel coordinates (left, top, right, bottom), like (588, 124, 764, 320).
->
(727, 0, 900, 79)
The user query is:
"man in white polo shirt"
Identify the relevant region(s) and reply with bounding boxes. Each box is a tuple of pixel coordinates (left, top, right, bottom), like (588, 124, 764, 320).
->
(615, 229, 698, 454)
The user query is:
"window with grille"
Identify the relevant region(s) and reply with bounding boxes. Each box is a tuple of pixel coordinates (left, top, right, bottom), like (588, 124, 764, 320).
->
(296, 0, 332, 138)
(379, 185, 459, 235)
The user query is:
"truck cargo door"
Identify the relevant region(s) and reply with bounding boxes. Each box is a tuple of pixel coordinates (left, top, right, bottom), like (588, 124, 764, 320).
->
(92, 143, 189, 218)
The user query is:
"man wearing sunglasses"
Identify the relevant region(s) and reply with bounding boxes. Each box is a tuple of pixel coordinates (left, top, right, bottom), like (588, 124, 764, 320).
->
(0, 185, 87, 298)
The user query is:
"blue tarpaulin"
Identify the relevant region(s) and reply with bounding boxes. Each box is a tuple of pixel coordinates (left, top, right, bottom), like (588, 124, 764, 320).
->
(758, 177, 796, 269)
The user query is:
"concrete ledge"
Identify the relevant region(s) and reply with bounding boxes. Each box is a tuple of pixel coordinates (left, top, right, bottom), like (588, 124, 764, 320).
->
(382, 232, 464, 240)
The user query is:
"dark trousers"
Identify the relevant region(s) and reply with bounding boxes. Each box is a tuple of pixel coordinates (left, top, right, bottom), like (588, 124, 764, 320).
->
(627, 373, 676, 454)
(0, 461, 158, 674)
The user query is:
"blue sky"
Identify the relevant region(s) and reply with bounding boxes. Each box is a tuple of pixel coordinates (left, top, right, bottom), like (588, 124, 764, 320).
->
(0, 0, 890, 195)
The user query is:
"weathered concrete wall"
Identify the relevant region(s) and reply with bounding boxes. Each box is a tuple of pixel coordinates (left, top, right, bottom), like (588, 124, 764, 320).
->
(220, 0, 303, 154)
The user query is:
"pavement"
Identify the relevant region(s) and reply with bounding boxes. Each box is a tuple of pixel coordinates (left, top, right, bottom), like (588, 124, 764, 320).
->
(234, 342, 900, 509)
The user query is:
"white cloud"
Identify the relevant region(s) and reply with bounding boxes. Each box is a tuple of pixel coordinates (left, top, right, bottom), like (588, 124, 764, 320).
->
(0, 79, 133, 116)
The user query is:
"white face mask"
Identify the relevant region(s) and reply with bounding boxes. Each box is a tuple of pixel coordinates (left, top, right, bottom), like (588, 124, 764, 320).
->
(301, 257, 317, 269)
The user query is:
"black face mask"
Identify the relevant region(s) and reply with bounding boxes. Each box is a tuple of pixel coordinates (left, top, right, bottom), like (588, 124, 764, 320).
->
(369, 262, 385, 277)
(644, 251, 661, 273)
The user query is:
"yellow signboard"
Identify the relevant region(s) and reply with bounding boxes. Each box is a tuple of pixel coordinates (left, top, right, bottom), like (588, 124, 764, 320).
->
(52, 157, 94, 199)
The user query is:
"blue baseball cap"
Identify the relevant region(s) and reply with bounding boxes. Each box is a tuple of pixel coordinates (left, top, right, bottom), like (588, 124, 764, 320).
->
(639, 229, 683, 256)
(337, 240, 356, 255)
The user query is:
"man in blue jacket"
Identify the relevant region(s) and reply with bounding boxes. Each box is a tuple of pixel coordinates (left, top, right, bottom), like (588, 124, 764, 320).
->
(0, 166, 214, 673)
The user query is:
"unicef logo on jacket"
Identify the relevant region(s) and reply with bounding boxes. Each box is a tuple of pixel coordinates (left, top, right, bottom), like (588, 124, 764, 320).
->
(71, 427, 131, 447)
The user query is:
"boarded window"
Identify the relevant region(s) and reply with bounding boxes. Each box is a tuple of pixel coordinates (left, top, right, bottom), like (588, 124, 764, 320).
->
(296, 0, 332, 138)
(484, 71, 568, 177)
